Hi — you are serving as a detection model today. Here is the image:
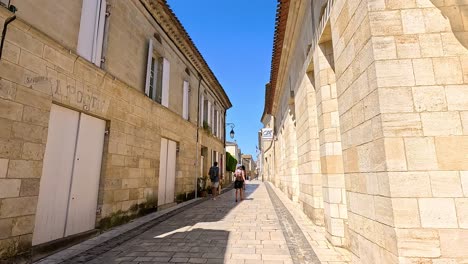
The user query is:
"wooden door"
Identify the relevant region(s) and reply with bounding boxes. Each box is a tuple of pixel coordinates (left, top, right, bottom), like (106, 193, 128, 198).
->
(158, 138, 176, 206)
(65, 113, 105, 236)
(158, 138, 168, 206)
(33, 105, 79, 245)
(165, 140, 176, 204)
(33, 105, 105, 245)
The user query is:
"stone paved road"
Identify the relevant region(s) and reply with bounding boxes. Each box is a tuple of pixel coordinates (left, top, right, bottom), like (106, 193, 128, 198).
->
(38, 181, 350, 264)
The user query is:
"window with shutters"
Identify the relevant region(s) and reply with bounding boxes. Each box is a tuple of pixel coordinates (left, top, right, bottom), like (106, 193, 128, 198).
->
(151, 57, 164, 104)
(145, 39, 170, 107)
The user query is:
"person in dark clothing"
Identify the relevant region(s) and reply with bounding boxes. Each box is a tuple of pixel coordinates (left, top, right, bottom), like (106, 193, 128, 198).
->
(234, 165, 245, 202)
(208, 162, 220, 200)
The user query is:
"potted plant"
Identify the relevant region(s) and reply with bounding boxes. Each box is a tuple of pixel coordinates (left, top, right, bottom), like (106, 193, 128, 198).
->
(198, 176, 208, 197)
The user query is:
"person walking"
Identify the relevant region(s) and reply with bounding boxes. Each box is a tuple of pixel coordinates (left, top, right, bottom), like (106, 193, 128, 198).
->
(234, 165, 245, 202)
(209, 162, 220, 200)
(241, 165, 247, 191)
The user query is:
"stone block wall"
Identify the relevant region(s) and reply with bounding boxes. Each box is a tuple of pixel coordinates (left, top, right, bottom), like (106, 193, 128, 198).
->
(265, 0, 468, 262)
(313, 40, 348, 246)
(0, 6, 225, 259)
(9, 0, 82, 51)
(330, 0, 399, 261)
(331, 0, 468, 262)
(368, 0, 468, 262)
(295, 73, 324, 225)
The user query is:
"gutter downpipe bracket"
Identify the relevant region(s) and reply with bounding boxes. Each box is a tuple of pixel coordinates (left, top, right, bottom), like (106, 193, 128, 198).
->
(0, 14, 16, 60)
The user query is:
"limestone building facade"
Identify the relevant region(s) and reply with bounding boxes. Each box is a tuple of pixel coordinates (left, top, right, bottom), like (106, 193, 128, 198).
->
(261, 0, 468, 262)
(226, 141, 241, 163)
(0, 0, 231, 259)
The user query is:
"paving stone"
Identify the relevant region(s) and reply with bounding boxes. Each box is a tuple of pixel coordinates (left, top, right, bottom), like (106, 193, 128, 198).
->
(34, 182, 350, 264)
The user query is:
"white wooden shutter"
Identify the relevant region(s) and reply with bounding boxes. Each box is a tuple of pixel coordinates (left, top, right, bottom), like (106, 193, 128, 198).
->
(33, 105, 79, 245)
(182, 81, 189, 120)
(207, 101, 211, 126)
(65, 113, 105, 237)
(200, 94, 204, 126)
(144, 39, 153, 97)
(221, 115, 224, 139)
(215, 109, 218, 136)
(158, 138, 168, 206)
(165, 140, 177, 204)
(162, 58, 170, 107)
(77, 0, 106, 67)
(217, 110, 220, 138)
(92, 0, 106, 67)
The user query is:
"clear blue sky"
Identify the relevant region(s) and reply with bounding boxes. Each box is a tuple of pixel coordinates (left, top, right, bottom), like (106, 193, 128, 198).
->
(167, 0, 277, 160)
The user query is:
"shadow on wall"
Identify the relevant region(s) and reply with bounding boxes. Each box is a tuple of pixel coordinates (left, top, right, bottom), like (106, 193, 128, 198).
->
(430, 1, 468, 49)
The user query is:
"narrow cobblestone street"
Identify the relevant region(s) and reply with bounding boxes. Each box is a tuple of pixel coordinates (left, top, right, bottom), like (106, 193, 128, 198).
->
(36, 181, 350, 264)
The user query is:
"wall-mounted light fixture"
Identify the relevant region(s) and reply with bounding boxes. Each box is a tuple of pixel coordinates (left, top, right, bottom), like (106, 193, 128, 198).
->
(226, 123, 235, 139)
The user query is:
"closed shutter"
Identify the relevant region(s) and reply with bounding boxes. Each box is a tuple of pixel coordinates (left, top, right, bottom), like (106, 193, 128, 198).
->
(200, 94, 204, 126)
(144, 39, 153, 97)
(93, 0, 106, 67)
(207, 101, 211, 126)
(182, 81, 189, 120)
(77, 0, 106, 67)
(162, 58, 170, 107)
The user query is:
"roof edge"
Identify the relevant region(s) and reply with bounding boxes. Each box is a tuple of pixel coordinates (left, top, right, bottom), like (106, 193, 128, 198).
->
(266, 0, 290, 116)
(143, 0, 232, 109)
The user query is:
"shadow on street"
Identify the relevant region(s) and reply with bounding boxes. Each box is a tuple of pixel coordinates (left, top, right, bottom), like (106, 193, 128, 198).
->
(82, 183, 261, 263)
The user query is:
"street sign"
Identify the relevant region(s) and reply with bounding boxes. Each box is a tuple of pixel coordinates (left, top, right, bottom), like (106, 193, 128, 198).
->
(261, 128, 273, 140)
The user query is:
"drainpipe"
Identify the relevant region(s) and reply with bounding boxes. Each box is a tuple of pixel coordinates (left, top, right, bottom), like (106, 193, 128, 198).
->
(0, 15, 16, 60)
(194, 72, 203, 199)
(100, 1, 112, 70)
(223, 110, 227, 182)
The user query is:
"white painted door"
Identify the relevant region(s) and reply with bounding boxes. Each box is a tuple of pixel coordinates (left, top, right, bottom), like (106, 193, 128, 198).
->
(65, 114, 105, 236)
(33, 105, 79, 245)
(165, 140, 176, 204)
(33, 105, 105, 245)
(200, 155, 204, 179)
(158, 138, 168, 206)
(158, 138, 176, 206)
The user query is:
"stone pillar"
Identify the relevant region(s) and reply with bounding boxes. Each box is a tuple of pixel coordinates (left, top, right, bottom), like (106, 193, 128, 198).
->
(314, 40, 347, 246)
(375, 1, 468, 262)
(275, 105, 299, 201)
(331, 0, 468, 262)
(295, 73, 324, 225)
(285, 109, 299, 202)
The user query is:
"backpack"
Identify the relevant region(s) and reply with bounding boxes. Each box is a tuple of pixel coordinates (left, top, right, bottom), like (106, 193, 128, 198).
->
(209, 166, 219, 181)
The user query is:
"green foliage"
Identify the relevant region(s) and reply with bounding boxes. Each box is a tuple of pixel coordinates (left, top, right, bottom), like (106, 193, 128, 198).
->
(202, 121, 211, 133)
(175, 191, 196, 203)
(226, 152, 237, 172)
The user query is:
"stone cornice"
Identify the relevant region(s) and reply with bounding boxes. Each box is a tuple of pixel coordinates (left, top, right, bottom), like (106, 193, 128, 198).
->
(141, 0, 232, 110)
